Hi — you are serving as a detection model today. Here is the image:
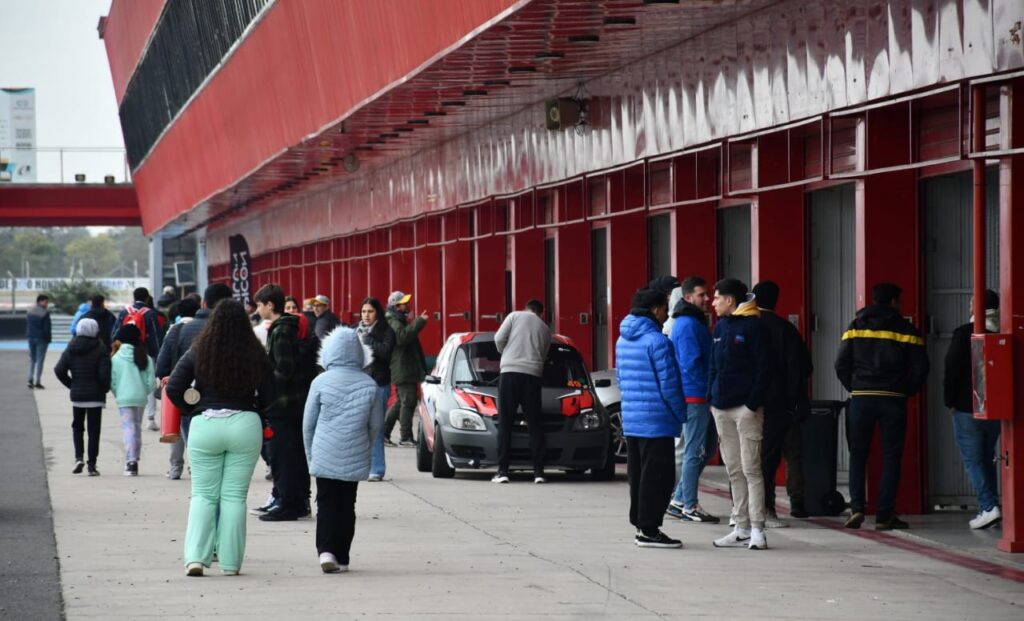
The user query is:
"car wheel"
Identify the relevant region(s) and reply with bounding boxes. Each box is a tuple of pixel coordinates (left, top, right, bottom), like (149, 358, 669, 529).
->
(608, 405, 627, 463)
(590, 435, 617, 481)
(416, 419, 431, 473)
(431, 425, 455, 479)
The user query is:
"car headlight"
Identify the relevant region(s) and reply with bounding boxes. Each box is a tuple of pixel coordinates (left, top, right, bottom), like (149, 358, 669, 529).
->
(572, 410, 602, 431)
(449, 408, 487, 431)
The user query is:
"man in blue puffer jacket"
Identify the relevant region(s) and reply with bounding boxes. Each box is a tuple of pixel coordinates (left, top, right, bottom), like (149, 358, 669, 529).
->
(616, 288, 686, 549)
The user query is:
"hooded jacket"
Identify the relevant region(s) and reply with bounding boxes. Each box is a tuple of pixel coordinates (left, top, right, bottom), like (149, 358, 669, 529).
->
(266, 313, 314, 416)
(70, 303, 90, 336)
(54, 336, 111, 403)
(669, 300, 711, 402)
(314, 310, 342, 341)
(834, 304, 929, 397)
(26, 304, 51, 342)
(708, 298, 770, 411)
(110, 343, 156, 408)
(303, 327, 381, 481)
(386, 307, 428, 384)
(615, 312, 686, 438)
(943, 309, 999, 413)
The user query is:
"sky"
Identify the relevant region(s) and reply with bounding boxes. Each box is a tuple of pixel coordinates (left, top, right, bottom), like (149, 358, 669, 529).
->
(0, 0, 126, 184)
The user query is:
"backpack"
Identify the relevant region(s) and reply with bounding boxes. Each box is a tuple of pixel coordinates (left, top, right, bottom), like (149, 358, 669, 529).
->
(122, 306, 151, 343)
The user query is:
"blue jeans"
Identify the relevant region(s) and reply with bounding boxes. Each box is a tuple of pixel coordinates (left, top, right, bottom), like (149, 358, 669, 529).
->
(28, 338, 48, 384)
(951, 411, 1001, 512)
(672, 403, 716, 509)
(369, 384, 389, 477)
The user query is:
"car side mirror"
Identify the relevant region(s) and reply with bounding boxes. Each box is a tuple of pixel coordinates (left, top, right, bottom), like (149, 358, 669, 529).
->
(424, 375, 441, 385)
(594, 379, 611, 388)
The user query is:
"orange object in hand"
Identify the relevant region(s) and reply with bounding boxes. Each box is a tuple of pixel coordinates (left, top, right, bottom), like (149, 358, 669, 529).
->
(159, 387, 182, 444)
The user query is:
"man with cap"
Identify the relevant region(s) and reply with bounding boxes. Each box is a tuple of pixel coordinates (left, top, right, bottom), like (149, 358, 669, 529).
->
(751, 281, 813, 526)
(311, 294, 341, 340)
(944, 289, 1002, 530)
(708, 278, 770, 550)
(384, 291, 429, 446)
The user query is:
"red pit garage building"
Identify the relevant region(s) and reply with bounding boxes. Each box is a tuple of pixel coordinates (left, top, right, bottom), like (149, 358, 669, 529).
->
(101, 1, 1024, 550)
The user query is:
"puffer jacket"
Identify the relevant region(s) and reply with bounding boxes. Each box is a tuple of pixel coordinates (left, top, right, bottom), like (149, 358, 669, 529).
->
(708, 299, 769, 411)
(670, 300, 711, 402)
(110, 344, 156, 408)
(834, 304, 929, 397)
(303, 327, 381, 481)
(357, 320, 395, 386)
(386, 307, 428, 384)
(615, 312, 686, 438)
(54, 336, 111, 403)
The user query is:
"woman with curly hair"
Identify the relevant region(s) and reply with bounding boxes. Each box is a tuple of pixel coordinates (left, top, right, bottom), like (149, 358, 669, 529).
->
(166, 300, 273, 577)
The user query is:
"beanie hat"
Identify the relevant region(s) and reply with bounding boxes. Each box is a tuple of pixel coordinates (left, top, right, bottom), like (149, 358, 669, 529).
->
(115, 324, 141, 345)
(76, 318, 99, 338)
(647, 275, 680, 295)
(985, 289, 1000, 311)
(714, 278, 748, 304)
(752, 281, 780, 310)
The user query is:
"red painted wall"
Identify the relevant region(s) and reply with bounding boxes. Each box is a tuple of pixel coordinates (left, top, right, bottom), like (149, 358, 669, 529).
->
(753, 187, 807, 332)
(443, 241, 474, 336)
(102, 0, 166, 103)
(608, 212, 648, 366)
(674, 201, 717, 283)
(415, 246, 444, 355)
(556, 222, 593, 363)
(512, 230, 545, 309)
(125, 0, 520, 234)
(475, 236, 507, 332)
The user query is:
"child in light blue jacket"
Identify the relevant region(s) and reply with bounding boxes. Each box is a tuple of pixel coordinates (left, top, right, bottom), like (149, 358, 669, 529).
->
(303, 327, 380, 574)
(110, 325, 156, 476)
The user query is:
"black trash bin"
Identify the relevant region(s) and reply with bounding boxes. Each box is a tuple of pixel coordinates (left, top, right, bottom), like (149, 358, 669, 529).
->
(799, 400, 847, 516)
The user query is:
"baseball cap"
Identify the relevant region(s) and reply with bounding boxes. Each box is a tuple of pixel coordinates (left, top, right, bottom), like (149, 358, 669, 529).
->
(388, 290, 412, 307)
(313, 294, 330, 306)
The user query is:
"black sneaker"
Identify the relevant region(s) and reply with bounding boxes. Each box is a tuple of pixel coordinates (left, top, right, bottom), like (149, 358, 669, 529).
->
(383, 437, 397, 447)
(665, 504, 684, 519)
(681, 506, 720, 524)
(34, 382, 44, 389)
(844, 512, 865, 529)
(875, 515, 910, 531)
(87, 466, 100, 477)
(72, 460, 84, 474)
(789, 500, 810, 519)
(398, 438, 416, 447)
(259, 507, 300, 522)
(27, 381, 34, 389)
(635, 530, 683, 549)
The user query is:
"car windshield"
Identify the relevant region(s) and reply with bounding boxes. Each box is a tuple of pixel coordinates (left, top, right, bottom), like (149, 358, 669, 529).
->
(454, 341, 590, 389)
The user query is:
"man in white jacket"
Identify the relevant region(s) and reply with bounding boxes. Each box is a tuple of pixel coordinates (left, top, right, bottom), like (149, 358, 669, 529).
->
(493, 300, 551, 484)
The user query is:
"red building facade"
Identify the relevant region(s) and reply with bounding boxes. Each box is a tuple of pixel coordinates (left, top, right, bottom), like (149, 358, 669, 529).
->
(102, 0, 1024, 550)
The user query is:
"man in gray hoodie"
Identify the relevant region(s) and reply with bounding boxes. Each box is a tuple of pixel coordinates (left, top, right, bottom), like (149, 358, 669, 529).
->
(493, 299, 551, 484)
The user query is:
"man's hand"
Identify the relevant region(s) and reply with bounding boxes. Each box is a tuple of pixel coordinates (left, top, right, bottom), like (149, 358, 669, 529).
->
(161, 377, 169, 387)
(420, 310, 430, 321)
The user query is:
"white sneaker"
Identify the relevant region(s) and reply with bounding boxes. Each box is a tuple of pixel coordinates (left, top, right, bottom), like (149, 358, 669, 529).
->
(713, 528, 751, 548)
(491, 473, 510, 484)
(367, 474, 383, 482)
(534, 476, 547, 484)
(185, 562, 204, 577)
(748, 528, 768, 550)
(764, 513, 788, 529)
(319, 552, 341, 573)
(147, 419, 159, 431)
(969, 506, 1002, 530)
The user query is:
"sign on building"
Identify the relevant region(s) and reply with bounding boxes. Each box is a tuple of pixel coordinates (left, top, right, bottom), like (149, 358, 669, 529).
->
(0, 87, 37, 183)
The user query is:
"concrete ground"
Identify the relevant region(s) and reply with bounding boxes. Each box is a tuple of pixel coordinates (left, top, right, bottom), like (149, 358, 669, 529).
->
(4, 350, 1024, 620)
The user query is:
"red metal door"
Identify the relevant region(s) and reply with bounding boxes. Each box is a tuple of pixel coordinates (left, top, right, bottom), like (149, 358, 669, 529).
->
(367, 255, 391, 304)
(512, 229, 545, 308)
(609, 213, 648, 366)
(414, 245, 443, 356)
(556, 222, 592, 364)
(475, 236, 507, 332)
(443, 241, 473, 335)
(390, 249, 416, 300)
(347, 259, 368, 325)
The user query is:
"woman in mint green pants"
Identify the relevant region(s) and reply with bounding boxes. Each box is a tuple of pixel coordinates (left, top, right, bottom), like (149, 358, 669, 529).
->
(166, 300, 273, 577)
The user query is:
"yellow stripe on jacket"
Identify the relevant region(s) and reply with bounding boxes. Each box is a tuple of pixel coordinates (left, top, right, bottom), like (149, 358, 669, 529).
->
(841, 329, 924, 346)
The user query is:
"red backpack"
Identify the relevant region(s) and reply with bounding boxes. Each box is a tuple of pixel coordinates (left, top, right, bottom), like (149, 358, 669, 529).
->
(122, 306, 151, 343)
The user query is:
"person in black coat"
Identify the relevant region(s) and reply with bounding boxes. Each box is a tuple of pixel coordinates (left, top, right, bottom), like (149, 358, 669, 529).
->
(354, 297, 396, 480)
(751, 281, 813, 524)
(943, 289, 1003, 530)
(54, 318, 111, 476)
(82, 294, 117, 349)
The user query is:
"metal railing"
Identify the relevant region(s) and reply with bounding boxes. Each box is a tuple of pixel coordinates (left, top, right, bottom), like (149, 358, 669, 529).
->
(0, 147, 131, 184)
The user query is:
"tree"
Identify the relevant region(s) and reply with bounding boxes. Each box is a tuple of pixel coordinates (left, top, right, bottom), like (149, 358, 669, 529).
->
(7, 230, 62, 275)
(108, 227, 150, 277)
(44, 279, 111, 315)
(65, 235, 120, 276)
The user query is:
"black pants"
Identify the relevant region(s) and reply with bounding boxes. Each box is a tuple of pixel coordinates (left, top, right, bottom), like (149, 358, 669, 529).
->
(315, 478, 358, 565)
(761, 408, 805, 511)
(268, 416, 310, 512)
(71, 407, 102, 466)
(626, 436, 675, 535)
(384, 383, 418, 441)
(847, 396, 907, 520)
(497, 372, 545, 475)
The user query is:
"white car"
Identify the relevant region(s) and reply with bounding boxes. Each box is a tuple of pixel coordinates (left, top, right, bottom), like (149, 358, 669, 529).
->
(590, 369, 625, 462)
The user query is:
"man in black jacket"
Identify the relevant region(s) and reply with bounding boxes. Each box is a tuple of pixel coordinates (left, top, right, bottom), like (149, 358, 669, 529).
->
(944, 289, 1002, 530)
(835, 283, 929, 531)
(156, 283, 232, 479)
(751, 281, 812, 525)
(82, 295, 116, 349)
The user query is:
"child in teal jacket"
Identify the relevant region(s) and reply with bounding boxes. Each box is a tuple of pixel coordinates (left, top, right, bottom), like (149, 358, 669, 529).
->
(110, 325, 156, 476)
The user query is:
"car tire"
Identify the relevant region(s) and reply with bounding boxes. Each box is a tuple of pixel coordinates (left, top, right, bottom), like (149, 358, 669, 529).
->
(416, 419, 432, 473)
(607, 404, 627, 463)
(590, 435, 617, 481)
(431, 425, 455, 479)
